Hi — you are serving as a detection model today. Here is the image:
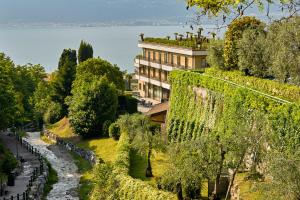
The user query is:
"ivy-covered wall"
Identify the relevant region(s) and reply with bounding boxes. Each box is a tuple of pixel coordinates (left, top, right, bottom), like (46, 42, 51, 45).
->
(167, 69, 300, 147)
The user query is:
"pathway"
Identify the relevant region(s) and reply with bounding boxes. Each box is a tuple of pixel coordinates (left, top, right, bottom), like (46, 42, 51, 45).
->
(0, 132, 40, 200)
(24, 132, 80, 200)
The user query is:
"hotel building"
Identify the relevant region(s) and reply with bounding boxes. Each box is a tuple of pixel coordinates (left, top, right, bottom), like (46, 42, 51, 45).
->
(134, 33, 209, 104)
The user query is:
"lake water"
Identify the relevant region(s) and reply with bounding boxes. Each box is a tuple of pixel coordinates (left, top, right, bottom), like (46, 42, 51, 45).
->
(0, 25, 208, 73)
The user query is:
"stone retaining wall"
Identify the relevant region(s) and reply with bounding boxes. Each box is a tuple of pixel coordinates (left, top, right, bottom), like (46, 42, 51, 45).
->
(42, 129, 98, 165)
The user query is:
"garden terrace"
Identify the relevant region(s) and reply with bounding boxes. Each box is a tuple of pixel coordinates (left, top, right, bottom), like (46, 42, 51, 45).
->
(142, 37, 209, 50)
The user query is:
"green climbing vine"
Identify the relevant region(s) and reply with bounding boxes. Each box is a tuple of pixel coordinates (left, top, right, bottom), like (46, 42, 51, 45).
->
(167, 69, 300, 146)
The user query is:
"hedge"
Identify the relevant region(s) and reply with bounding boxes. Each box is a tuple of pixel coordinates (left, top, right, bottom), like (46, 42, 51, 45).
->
(112, 131, 176, 200)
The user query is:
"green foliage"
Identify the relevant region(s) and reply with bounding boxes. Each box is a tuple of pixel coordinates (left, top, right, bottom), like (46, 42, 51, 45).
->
(237, 27, 269, 77)
(68, 77, 118, 137)
(0, 52, 47, 128)
(143, 37, 209, 50)
(266, 17, 300, 85)
(0, 143, 18, 177)
(32, 81, 55, 126)
(74, 58, 125, 92)
(102, 120, 112, 137)
(91, 118, 175, 200)
(52, 49, 77, 117)
(207, 39, 225, 68)
(118, 95, 138, 115)
(43, 101, 63, 124)
(167, 69, 300, 199)
(109, 123, 120, 140)
(0, 53, 18, 129)
(224, 16, 264, 70)
(205, 67, 300, 102)
(113, 131, 175, 200)
(78, 40, 93, 63)
(186, 0, 294, 16)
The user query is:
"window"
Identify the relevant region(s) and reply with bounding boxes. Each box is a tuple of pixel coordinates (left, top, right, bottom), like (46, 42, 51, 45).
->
(165, 53, 168, 64)
(139, 83, 142, 90)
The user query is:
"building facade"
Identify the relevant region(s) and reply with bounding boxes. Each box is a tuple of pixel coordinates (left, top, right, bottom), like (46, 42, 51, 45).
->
(134, 36, 208, 104)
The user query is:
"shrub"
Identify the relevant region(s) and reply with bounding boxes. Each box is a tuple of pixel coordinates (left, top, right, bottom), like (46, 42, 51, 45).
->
(224, 16, 264, 70)
(118, 95, 138, 115)
(237, 28, 269, 77)
(68, 77, 118, 137)
(207, 39, 225, 68)
(43, 101, 62, 124)
(109, 123, 120, 140)
(102, 120, 112, 137)
(267, 16, 300, 85)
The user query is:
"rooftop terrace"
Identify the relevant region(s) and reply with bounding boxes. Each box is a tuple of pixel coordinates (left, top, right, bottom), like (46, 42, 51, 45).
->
(139, 30, 213, 50)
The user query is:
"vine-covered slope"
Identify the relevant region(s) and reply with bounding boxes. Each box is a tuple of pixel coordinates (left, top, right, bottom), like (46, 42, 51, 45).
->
(167, 69, 300, 148)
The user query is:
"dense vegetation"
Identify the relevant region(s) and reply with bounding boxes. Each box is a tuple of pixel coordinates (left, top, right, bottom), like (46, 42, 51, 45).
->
(0, 143, 18, 184)
(208, 16, 300, 85)
(0, 53, 46, 129)
(165, 69, 300, 199)
(78, 40, 93, 63)
(90, 114, 175, 200)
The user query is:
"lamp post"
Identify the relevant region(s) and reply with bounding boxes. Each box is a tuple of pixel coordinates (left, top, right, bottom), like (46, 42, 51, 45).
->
(14, 126, 19, 159)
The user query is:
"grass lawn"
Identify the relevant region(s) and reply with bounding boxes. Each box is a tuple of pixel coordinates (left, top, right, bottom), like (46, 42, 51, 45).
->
(129, 149, 170, 184)
(48, 118, 118, 163)
(77, 138, 118, 163)
(235, 173, 265, 200)
(71, 153, 94, 200)
(47, 117, 79, 142)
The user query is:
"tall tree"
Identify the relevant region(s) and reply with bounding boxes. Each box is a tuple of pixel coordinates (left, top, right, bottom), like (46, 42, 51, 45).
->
(52, 49, 77, 117)
(267, 16, 300, 85)
(78, 40, 93, 63)
(116, 114, 164, 177)
(237, 27, 269, 77)
(74, 58, 125, 91)
(68, 77, 118, 137)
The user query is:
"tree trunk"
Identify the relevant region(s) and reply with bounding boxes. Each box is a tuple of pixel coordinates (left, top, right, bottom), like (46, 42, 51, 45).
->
(146, 142, 153, 177)
(225, 152, 246, 200)
(176, 182, 184, 200)
(213, 146, 226, 200)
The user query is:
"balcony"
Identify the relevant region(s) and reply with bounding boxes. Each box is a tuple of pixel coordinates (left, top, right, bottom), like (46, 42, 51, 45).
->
(136, 72, 170, 90)
(135, 55, 188, 72)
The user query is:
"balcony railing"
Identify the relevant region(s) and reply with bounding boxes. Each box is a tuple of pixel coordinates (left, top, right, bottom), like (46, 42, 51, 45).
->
(135, 55, 188, 70)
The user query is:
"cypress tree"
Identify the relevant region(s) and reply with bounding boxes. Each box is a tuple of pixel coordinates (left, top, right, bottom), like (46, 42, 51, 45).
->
(78, 40, 93, 63)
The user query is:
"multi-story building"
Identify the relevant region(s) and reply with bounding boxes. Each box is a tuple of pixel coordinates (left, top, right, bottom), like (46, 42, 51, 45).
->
(134, 32, 209, 104)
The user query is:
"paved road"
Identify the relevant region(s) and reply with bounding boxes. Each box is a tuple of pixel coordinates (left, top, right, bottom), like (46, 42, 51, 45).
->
(24, 132, 80, 200)
(0, 132, 40, 200)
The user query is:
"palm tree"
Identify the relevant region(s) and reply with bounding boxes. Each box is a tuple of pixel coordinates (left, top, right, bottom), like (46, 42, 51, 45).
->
(174, 33, 179, 40)
(198, 27, 204, 38)
(139, 33, 144, 41)
(179, 34, 184, 41)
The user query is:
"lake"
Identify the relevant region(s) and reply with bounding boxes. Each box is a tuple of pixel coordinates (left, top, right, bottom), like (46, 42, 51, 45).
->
(0, 25, 208, 73)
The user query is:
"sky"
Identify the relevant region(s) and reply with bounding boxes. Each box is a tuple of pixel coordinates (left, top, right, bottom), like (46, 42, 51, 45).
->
(0, 0, 189, 23)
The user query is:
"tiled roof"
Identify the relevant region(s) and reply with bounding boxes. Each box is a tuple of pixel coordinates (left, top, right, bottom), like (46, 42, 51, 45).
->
(145, 102, 169, 116)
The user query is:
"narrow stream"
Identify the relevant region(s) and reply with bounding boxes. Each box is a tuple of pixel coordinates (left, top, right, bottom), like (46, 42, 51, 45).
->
(24, 132, 80, 200)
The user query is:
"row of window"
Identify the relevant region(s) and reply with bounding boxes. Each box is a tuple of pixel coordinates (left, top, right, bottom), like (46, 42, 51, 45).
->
(139, 65, 169, 82)
(142, 48, 194, 69)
